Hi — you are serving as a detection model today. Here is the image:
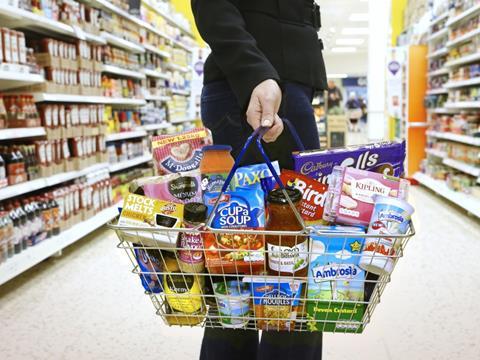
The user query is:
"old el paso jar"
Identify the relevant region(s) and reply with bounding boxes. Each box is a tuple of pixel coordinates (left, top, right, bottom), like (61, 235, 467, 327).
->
(265, 188, 308, 277)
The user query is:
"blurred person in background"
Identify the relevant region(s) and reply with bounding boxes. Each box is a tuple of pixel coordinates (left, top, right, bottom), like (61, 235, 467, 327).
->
(191, 0, 327, 359)
(345, 91, 362, 132)
(359, 96, 368, 125)
(327, 79, 343, 111)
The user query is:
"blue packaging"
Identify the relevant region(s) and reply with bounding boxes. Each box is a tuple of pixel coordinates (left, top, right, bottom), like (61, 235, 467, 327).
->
(231, 161, 280, 190)
(134, 247, 164, 293)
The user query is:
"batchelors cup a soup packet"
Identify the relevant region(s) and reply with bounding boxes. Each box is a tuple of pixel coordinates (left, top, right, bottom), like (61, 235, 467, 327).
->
(293, 141, 406, 184)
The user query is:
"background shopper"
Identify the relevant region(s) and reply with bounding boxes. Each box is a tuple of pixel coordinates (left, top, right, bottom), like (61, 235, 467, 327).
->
(191, 0, 327, 359)
(327, 79, 343, 110)
(345, 92, 362, 132)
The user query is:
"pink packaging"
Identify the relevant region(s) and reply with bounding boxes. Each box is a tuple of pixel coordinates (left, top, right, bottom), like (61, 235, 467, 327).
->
(323, 166, 410, 226)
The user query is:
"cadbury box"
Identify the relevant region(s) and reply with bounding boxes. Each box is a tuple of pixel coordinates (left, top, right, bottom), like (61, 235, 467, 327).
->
(293, 141, 406, 184)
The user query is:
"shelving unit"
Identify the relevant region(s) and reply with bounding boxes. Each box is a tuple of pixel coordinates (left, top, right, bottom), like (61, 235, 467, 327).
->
(0, 71, 45, 91)
(426, 131, 480, 146)
(109, 154, 152, 173)
(106, 130, 148, 142)
(145, 94, 171, 101)
(144, 68, 170, 80)
(0, 127, 46, 140)
(102, 65, 146, 80)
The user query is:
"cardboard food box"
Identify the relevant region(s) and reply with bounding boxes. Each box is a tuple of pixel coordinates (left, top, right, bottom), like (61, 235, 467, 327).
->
(306, 225, 366, 333)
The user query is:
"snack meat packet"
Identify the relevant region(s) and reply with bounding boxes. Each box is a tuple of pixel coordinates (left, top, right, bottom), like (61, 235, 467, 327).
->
(293, 141, 406, 184)
(277, 170, 328, 225)
(130, 170, 202, 204)
(152, 128, 212, 174)
(243, 277, 303, 331)
(203, 187, 265, 274)
(323, 166, 410, 227)
(231, 161, 280, 190)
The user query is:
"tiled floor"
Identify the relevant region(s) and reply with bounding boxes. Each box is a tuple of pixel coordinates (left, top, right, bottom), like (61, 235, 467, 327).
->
(1, 185, 479, 360)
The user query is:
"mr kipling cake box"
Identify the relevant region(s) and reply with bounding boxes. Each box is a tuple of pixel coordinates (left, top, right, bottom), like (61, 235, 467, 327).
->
(306, 225, 366, 333)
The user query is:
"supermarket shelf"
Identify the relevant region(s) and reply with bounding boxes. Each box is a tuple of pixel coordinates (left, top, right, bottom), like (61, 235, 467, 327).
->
(0, 163, 108, 202)
(443, 158, 480, 178)
(446, 28, 480, 48)
(84, 31, 107, 45)
(0, 71, 45, 91)
(444, 77, 480, 89)
(105, 130, 148, 142)
(427, 68, 449, 77)
(425, 148, 446, 158)
(142, 0, 195, 37)
(171, 89, 191, 96)
(109, 154, 152, 172)
(426, 88, 448, 95)
(430, 12, 449, 27)
(167, 63, 190, 73)
(31, 93, 146, 106)
(141, 123, 171, 131)
(170, 117, 196, 124)
(0, 203, 121, 286)
(101, 32, 145, 53)
(426, 130, 480, 146)
(428, 28, 449, 42)
(427, 107, 458, 114)
(446, 3, 480, 27)
(413, 172, 480, 218)
(102, 64, 146, 80)
(172, 40, 194, 52)
(444, 101, 480, 109)
(445, 52, 480, 67)
(143, 44, 171, 59)
(144, 68, 170, 80)
(145, 94, 171, 101)
(0, 127, 46, 140)
(427, 47, 449, 58)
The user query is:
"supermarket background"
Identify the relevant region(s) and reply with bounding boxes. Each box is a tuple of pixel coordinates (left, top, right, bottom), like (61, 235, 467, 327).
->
(0, 0, 479, 359)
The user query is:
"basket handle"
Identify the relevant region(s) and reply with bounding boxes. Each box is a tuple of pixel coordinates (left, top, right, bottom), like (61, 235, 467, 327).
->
(206, 119, 307, 230)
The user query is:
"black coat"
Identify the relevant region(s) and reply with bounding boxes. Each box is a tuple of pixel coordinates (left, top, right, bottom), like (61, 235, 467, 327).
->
(191, 0, 327, 110)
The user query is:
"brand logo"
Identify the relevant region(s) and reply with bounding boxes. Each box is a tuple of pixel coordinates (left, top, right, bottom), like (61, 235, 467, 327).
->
(217, 201, 252, 227)
(169, 176, 199, 201)
(388, 60, 401, 75)
(339, 207, 360, 218)
(261, 289, 291, 306)
(378, 210, 405, 223)
(161, 150, 202, 173)
(312, 264, 359, 282)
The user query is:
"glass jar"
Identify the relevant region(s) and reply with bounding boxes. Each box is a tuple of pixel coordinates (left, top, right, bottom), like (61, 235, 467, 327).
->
(265, 188, 308, 277)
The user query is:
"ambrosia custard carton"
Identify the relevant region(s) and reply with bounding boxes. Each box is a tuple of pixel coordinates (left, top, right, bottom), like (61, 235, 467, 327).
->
(306, 225, 366, 333)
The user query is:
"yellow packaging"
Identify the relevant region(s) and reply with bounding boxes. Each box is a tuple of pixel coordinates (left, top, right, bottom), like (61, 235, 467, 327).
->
(164, 274, 203, 314)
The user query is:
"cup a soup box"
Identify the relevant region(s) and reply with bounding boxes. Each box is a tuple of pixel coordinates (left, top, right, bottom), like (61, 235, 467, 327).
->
(306, 225, 366, 333)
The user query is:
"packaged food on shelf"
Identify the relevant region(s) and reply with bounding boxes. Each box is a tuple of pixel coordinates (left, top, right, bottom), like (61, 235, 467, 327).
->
(1, 95, 41, 128)
(293, 141, 407, 184)
(102, 76, 143, 99)
(200, 145, 235, 193)
(107, 138, 148, 165)
(243, 277, 303, 331)
(103, 46, 141, 70)
(105, 108, 141, 134)
(307, 225, 366, 333)
(204, 187, 265, 274)
(323, 166, 410, 226)
(359, 196, 414, 276)
(152, 127, 212, 174)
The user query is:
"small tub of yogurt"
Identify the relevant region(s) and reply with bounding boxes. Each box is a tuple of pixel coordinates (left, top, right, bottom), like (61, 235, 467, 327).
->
(359, 195, 414, 276)
(213, 280, 251, 328)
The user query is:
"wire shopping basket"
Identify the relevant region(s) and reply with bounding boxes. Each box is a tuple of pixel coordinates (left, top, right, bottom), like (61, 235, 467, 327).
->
(108, 123, 416, 334)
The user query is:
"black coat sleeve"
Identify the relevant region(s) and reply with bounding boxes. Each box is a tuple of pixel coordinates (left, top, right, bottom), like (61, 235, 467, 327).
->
(191, 0, 280, 110)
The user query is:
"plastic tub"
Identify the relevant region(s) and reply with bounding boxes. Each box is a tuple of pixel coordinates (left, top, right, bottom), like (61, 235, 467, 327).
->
(213, 280, 251, 329)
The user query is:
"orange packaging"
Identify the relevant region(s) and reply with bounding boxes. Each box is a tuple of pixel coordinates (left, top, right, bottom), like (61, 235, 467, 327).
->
(200, 145, 234, 193)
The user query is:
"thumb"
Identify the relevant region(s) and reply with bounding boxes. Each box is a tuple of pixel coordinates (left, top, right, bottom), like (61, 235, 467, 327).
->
(261, 104, 275, 128)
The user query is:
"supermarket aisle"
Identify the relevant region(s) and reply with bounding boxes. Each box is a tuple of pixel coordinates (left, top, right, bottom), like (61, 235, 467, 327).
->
(0, 186, 479, 360)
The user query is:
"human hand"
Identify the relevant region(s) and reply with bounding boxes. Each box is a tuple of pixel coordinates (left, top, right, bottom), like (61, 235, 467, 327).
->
(246, 79, 283, 143)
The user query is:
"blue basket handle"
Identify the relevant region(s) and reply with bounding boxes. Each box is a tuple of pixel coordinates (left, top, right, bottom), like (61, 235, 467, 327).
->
(206, 119, 307, 229)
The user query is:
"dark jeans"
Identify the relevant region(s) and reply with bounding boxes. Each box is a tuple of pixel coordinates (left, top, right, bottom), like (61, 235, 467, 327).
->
(199, 80, 322, 360)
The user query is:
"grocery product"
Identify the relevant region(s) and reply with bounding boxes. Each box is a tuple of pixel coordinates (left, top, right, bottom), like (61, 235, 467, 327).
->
(231, 161, 280, 190)
(323, 167, 410, 226)
(265, 188, 308, 276)
(164, 272, 204, 314)
(243, 277, 303, 331)
(293, 141, 406, 184)
(152, 128, 212, 174)
(359, 196, 414, 276)
(134, 247, 164, 293)
(278, 170, 329, 225)
(177, 203, 208, 274)
(213, 280, 251, 329)
(132, 170, 203, 204)
(200, 145, 234, 193)
(307, 225, 366, 333)
(118, 193, 184, 246)
(203, 187, 265, 274)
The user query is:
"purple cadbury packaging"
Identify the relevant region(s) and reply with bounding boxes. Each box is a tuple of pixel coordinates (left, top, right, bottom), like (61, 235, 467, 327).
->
(293, 141, 406, 184)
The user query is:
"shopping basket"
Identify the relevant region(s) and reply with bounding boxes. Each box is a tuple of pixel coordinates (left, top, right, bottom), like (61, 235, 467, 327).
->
(108, 122, 415, 334)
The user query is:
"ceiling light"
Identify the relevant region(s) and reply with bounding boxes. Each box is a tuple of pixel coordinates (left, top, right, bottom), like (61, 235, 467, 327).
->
(342, 27, 369, 35)
(336, 38, 365, 45)
(349, 13, 369, 21)
(331, 47, 357, 53)
(327, 73, 348, 79)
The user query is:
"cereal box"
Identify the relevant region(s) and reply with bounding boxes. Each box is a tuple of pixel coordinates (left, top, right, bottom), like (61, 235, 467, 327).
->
(306, 225, 366, 333)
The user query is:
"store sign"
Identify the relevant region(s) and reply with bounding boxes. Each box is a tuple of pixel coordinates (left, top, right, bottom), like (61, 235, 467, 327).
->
(386, 47, 406, 119)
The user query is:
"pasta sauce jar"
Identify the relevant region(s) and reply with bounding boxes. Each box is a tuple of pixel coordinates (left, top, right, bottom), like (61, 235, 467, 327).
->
(265, 188, 308, 277)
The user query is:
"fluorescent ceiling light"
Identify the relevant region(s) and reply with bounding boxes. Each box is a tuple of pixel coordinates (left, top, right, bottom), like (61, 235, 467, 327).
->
(342, 27, 369, 35)
(331, 47, 357, 53)
(349, 13, 369, 21)
(336, 38, 365, 45)
(327, 73, 348, 79)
